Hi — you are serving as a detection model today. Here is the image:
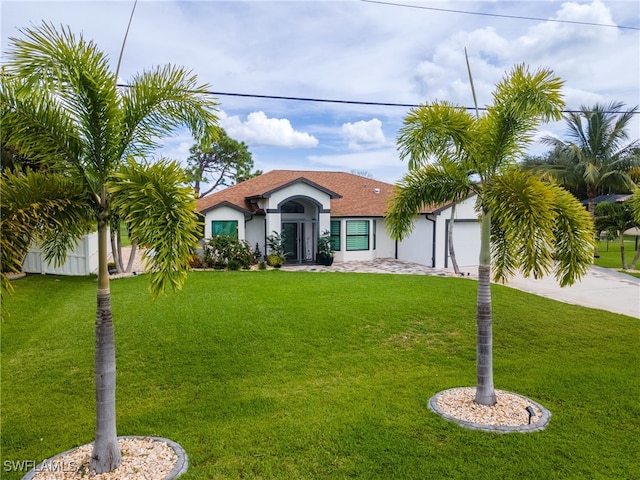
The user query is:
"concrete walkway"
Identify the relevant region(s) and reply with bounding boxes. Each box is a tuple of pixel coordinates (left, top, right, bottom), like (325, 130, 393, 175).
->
(281, 260, 639, 318)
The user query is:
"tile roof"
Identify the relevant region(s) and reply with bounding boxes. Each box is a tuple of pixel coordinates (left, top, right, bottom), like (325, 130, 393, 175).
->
(196, 170, 399, 217)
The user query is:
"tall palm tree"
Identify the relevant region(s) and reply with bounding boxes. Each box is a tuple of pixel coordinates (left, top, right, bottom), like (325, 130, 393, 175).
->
(542, 102, 639, 219)
(386, 64, 594, 406)
(0, 23, 218, 473)
(594, 201, 640, 270)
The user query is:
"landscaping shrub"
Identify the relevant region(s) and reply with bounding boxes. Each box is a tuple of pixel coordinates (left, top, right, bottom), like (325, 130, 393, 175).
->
(202, 236, 256, 269)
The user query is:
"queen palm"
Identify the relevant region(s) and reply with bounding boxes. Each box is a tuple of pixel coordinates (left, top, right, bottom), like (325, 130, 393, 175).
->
(542, 102, 639, 219)
(1, 23, 218, 473)
(386, 64, 594, 406)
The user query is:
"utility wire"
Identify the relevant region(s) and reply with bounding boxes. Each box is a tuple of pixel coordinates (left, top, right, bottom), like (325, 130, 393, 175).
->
(361, 0, 640, 31)
(115, 84, 639, 115)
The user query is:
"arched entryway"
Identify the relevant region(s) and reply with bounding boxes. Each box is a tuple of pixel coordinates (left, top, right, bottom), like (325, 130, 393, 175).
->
(279, 197, 320, 263)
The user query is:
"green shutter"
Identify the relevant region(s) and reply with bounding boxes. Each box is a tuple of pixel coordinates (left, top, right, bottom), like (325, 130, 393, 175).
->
(330, 220, 341, 251)
(346, 220, 369, 251)
(346, 236, 368, 250)
(347, 221, 369, 235)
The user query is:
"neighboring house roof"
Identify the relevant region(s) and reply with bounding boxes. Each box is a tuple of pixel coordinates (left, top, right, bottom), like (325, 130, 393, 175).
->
(581, 194, 632, 206)
(197, 170, 400, 217)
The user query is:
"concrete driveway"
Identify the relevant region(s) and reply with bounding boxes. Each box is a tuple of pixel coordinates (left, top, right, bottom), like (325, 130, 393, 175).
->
(283, 260, 639, 319)
(503, 266, 640, 318)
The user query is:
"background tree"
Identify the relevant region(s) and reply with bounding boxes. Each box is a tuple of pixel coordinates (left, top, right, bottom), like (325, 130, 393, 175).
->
(1, 141, 41, 173)
(386, 64, 594, 406)
(1, 23, 217, 473)
(541, 102, 639, 219)
(186, 127, 261, 197)
(594, 201, 640, 270)
(520, 145, 590, 200)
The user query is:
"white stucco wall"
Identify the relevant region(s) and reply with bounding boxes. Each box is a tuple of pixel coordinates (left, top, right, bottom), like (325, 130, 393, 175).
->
(265, 183, 332, 211)
(396, 217, 435, 266)
(448, 220, 480, 270)
(374, 218, 395, 259)
(245, 216, 266, 254)
(434, 196, 480, 269)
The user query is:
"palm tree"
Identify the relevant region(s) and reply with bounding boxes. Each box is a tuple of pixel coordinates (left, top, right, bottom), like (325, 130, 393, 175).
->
(594, 201, 640, 270)
(1, 23, 218, 473)
(542, 102, 639, 219)
(386, 64, 594, 406)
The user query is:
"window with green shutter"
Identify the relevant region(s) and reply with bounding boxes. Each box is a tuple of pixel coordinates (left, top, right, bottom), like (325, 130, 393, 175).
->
(212, 220, 238, 240)
(330, 220, 341, 251)
(346, 220, 369, 251)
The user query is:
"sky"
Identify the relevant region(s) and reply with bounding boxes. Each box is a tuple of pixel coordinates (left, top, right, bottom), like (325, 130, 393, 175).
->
(2, 0, 639, 186)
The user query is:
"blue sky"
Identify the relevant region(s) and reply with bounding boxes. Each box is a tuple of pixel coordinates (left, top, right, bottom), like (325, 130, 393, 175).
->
(2, 0, 639, 185)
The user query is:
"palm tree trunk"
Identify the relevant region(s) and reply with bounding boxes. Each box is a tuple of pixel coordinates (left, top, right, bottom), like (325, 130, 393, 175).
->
(475, 210, 496, 406)
(588, 192, 600, 258)
(629, 245, 640, 270)
(110, 225, 124, 274)
(448, 204, 461, 275)
(90, 218, 122, 473)
(125, 238, 138, 273)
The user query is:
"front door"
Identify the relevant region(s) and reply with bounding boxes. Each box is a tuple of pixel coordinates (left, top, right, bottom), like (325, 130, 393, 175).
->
(282, 222, 300, 263)
(282, 221, 315, 263)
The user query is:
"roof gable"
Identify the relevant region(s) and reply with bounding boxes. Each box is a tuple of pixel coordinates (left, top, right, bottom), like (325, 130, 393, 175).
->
(250, 177, 341, 200)
(197, 170, 397, 216)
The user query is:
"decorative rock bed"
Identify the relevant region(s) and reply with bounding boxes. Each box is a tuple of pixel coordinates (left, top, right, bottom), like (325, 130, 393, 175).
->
(429, 387, 551, 433)
(22, 437, 187, 480)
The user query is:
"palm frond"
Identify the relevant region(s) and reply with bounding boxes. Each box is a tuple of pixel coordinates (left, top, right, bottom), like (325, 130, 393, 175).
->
(1, 170, 95, 274)
(397, 102, 475, 170)
(550, 185, 595, 286)
(486, 169, 594, 285)
(119, 65, 219, 160)
(484, 64, 565, 170)
(109, 158, 201, 297)
(385, 161, 474, 240)
(485, 169, 557, 282)
(631, 188, 640, 225)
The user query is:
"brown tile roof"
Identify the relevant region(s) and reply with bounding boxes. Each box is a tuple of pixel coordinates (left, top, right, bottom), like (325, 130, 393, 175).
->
(196, 170, 400, 217)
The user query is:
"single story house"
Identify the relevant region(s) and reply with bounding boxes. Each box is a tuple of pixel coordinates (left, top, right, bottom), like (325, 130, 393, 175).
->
(196, 170, 481, 270)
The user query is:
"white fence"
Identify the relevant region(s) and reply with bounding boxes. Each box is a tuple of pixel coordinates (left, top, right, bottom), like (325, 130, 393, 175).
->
(22, 231, 110, 276)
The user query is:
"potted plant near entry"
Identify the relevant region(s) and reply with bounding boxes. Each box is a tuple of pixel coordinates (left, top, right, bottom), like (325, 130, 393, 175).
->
(266, 230, 287, 268)
(316, 230, 334, 266)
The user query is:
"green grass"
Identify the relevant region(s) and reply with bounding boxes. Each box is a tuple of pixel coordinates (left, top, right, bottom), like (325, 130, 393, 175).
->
(2, 272, 639, 479)
(595, 237, 640, 278)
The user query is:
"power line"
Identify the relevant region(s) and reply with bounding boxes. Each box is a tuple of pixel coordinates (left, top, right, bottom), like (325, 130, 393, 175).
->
(361, 0, 640, 31)
(198, 89, 639, 115)
(113, 83, 639, 115)
(204, 90, 455, 109)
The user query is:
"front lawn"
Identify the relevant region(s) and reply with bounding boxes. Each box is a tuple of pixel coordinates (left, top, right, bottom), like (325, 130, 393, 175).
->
(2, 272, 638, 479)
(595, 237, 640, 279)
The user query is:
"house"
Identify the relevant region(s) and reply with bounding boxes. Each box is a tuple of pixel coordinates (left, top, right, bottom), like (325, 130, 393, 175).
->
(196, 170, 481, 270)
(581, 194, 632, 207)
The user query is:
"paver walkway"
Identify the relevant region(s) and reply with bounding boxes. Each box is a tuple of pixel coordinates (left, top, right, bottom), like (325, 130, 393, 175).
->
(281, 259, 639, 318)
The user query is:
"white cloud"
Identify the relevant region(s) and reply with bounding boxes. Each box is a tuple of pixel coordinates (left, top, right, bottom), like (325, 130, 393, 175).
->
(219, 111, 319, 148)
(340, 118, 386, 150)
